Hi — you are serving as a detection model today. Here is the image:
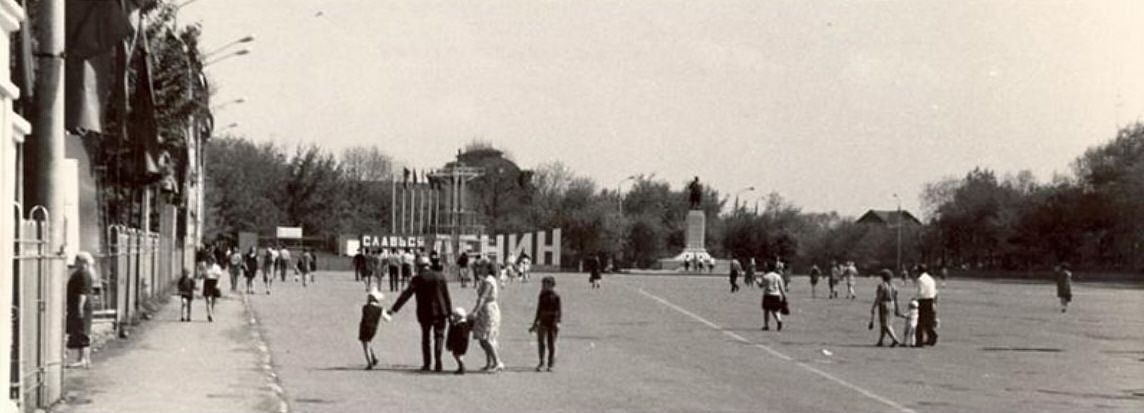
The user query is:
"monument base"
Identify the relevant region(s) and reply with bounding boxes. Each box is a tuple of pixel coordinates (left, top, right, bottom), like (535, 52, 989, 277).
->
(655, 210, 717, 272)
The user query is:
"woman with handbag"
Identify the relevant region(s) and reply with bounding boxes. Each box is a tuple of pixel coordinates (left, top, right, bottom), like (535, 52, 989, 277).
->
(757, 261, 787, 331)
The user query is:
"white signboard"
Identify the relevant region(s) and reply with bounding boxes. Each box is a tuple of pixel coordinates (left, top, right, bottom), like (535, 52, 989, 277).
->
(276, 226, 303, 239)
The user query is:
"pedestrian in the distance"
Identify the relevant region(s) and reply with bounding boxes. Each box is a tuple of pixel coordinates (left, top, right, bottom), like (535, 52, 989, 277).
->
(353, 249, 368, 283)
(446, 307, 472, 374)
(177, 269, 195, 322)
(744, 258, 757, 289)
(456, 251, 471, 288)
(278, 245, 292, 283)
(587, 255, 602, 289)
(728, 257, 742, 293)
(243, 246, 259, 294)
(471, 261, 504, 373)
(529, 276, 562, 372)
(296, 249, 313, 287)
(828, 261, 840, 299)
(358, 290, 389, 370)
(228, 249, 244, 292)
(263, 246, 277, 295)
(868, 269, 902, 347)
(519, 253, 533, 282)
(809, 264, 821, 298)
(203, 258, 223, 322)
(844, 261, 858, 300)
(390, 256, 453, 372)
(1055, 263, 1072, 313)
(757, 262, 787, 331)
(66, 252, 97, 368)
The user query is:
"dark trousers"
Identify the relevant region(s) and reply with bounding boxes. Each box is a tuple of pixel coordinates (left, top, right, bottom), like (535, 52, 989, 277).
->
(389, 267, 400, 292)
(916, 298, 938, 346)
(420, 319, 446, 369)
(536, 324, 559, 367)
(730, 272, 740, 292)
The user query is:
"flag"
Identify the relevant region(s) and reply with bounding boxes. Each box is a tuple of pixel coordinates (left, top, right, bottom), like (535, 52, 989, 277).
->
(65, 0, 147, 133)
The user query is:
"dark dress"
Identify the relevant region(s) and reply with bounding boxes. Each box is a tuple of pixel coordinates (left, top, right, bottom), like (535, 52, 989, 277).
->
(1056, 270, 1072, 302)
(587, 257, 601, 281)
(359, 304, 384, 341)
(446, 320, 472, 355)
(178, 276, 196, 300)
(66, 268, 95, 349)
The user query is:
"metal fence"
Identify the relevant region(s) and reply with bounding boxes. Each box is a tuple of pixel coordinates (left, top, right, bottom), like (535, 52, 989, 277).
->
(13, 205, 64, 411)
(96, 225, 178, 337)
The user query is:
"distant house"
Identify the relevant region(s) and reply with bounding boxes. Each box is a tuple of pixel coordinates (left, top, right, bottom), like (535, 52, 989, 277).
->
(856, 210, 922, 227)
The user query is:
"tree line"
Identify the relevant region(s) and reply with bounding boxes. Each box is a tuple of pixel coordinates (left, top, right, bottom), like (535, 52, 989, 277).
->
(205, 123, 1143, 274)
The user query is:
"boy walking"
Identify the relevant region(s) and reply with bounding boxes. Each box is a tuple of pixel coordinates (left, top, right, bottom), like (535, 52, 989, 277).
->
(529, 276, 562, 372)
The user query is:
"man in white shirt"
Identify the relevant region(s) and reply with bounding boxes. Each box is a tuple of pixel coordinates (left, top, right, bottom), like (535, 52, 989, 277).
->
(913, 265, 938, 347)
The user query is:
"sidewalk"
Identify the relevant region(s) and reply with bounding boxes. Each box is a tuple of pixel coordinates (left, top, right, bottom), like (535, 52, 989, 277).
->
(52, 290, 285, 413)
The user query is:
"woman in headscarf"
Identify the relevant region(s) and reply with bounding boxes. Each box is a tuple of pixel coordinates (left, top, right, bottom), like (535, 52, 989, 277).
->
(66, 252, 97, 368)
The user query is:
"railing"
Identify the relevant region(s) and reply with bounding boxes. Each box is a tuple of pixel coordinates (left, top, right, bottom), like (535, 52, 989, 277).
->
(98, 225, 177, 336)
(13, 205, 64, 411)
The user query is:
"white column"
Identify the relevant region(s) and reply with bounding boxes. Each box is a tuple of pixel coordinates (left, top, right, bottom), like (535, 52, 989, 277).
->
(0, 1, 30, 410)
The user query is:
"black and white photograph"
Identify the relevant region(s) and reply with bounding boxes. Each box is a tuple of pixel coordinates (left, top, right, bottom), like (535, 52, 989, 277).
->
(3, 1, 1142, 412)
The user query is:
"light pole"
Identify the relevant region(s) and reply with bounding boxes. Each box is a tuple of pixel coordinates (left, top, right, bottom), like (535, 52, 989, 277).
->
(210, 97, 245, 111)
(204, 48, 250, 67)
(616, 175, 636, 215)
(204, 34, 255, 59)
(734, 186, 755, 214)
(894, 193, 902, 274)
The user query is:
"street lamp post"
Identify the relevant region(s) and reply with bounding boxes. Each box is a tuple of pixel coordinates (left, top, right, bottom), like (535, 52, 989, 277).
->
(734, 186, 755, 214)
(204, 48, 250, 67)
(616, 175, 636, 215)
(204, 34, 254, 58)
(210, 97, 245, 111)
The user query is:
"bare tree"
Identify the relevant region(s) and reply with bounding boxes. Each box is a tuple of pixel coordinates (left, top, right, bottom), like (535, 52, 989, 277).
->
(340, 146, 395, 182)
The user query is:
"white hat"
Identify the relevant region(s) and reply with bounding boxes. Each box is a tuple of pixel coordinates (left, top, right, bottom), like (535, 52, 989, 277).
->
(452, 307, 467, 318)
(367, 289, 384, 303)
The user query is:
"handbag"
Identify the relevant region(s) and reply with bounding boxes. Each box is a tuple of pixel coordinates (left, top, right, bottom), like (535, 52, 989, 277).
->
(780, 297, 790, 315)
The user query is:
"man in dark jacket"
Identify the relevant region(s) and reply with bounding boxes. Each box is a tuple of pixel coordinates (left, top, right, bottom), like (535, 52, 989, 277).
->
(390, 255, 453, 372)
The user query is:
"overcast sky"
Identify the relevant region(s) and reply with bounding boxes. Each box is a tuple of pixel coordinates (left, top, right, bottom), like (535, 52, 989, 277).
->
(181, 0, 1144, 218)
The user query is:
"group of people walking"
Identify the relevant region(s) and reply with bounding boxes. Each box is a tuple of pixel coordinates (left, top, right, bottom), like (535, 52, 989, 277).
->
(358, 252, 561, 374)
(727, 256, 944, 346)
(866, 265, 939, 347)
(223, 244, 318, 294)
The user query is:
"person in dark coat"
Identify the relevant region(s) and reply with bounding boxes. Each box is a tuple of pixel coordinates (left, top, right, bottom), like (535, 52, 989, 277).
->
(586, 255, 602, 289)
(67, 252, 97, 368)
(390, 255, 454, 372)
(1055, 263, 1073, 313)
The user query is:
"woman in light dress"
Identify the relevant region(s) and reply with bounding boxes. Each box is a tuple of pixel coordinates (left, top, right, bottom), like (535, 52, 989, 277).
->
(471, 265, 505, 373)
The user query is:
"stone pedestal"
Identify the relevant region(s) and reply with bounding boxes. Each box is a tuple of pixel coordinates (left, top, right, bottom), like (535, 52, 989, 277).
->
(655, 209, 714, 271)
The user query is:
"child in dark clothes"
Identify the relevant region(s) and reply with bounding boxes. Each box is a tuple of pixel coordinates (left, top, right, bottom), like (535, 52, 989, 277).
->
(359, 290, 390, 370)
(529, 276, 562, 372)
(177, 270, 195, 322)
(446, 307, 472, 375)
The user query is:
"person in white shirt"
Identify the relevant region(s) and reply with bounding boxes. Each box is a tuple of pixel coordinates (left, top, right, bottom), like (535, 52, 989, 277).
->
(203, 259, 224, 322)
(756, 262, 788, 331)
(913, 265, 939, 347)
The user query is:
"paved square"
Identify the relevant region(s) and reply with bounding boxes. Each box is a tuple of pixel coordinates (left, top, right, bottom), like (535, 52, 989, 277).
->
(249, 271, 1144, 412)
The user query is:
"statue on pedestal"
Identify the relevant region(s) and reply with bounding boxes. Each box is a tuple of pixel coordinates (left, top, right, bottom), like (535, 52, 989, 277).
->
(687, 176, 702, 210)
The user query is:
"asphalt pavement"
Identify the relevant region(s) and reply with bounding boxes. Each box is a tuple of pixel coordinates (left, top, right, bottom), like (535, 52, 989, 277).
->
(49, 270, 1144, 413)
(249, 271, 1144, 413)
